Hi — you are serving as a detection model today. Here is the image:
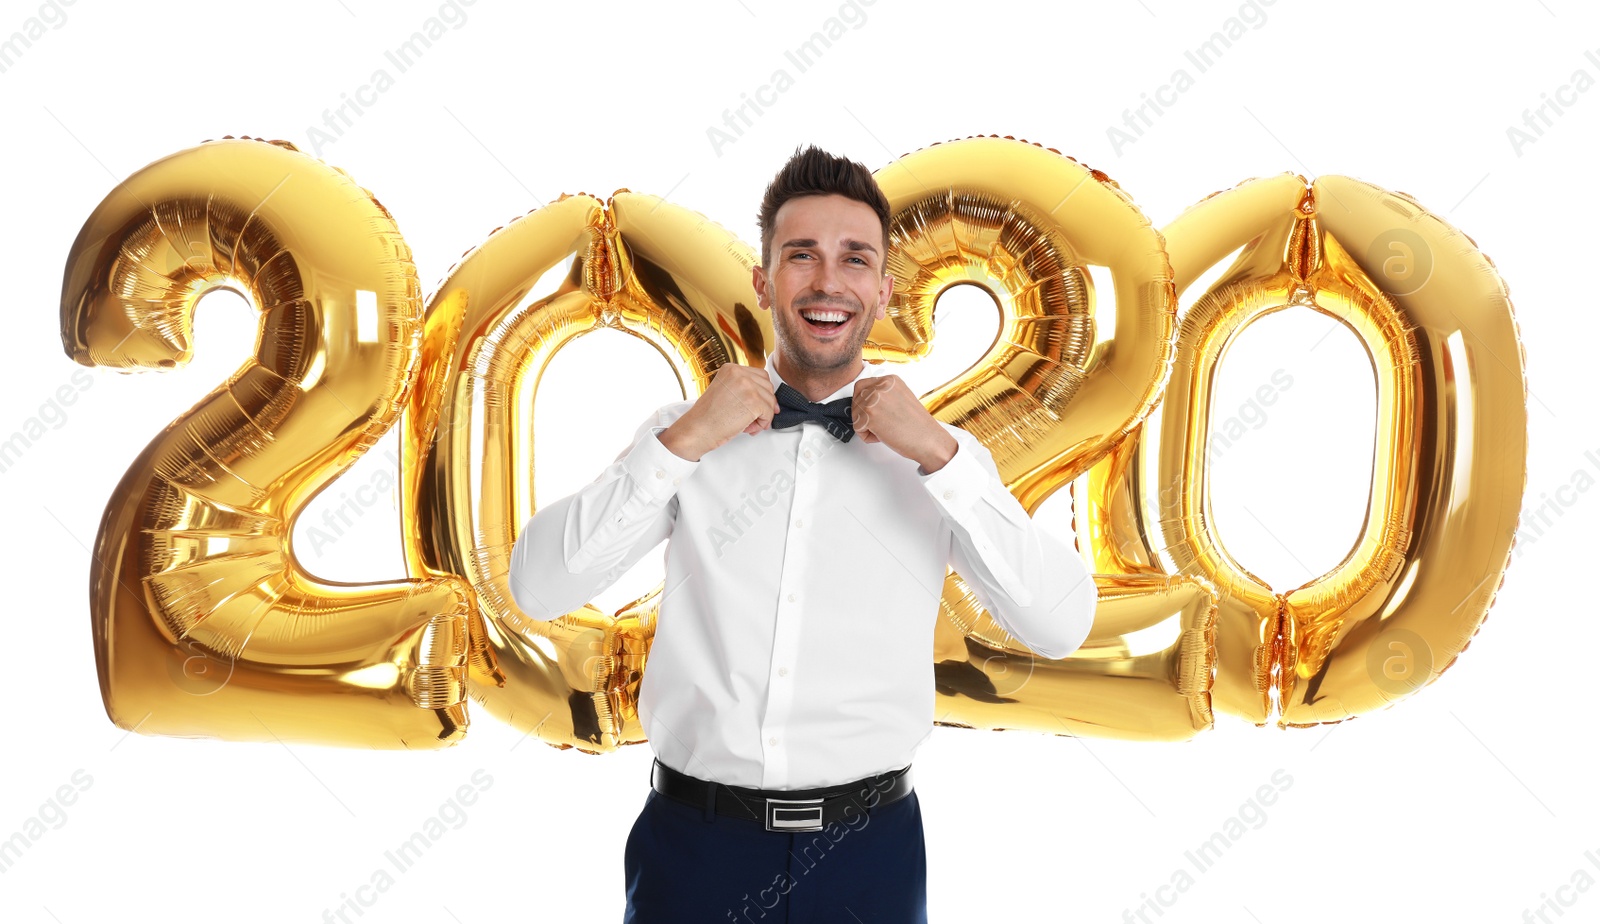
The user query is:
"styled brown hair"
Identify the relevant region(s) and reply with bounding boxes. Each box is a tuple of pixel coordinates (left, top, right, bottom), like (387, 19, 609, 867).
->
(756, 145, 891, 270)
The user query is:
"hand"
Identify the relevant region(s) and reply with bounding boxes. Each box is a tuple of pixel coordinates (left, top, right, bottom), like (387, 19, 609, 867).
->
(658, 364, 778, 461)
(851, 375, 958, 472)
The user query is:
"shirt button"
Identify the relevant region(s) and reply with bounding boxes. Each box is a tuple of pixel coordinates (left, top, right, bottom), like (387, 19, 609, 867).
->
(769, 736, 779, 746)
(778, 667, 788, 677)
(655, 470, 665, 479)
(943, 489, 955, 500)
(802, 449, 812, 459)
(672, 476, 681, 485)
(794, 518, 803, 528)
(787, 593, 796, 603)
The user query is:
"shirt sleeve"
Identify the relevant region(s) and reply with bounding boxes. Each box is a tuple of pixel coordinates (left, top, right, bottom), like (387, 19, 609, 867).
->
(918, 425, 1097, 660)
(507, 401, 699, 622)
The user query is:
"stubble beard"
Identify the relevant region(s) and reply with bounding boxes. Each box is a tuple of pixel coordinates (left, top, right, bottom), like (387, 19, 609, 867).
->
(776, 292, 871, 375)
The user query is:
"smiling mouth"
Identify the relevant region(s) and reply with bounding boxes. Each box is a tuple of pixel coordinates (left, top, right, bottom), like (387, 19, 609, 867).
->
(799, 307, 853, 334)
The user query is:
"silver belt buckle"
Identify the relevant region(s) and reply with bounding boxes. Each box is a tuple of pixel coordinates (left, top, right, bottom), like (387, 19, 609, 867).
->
(765, 796, 825, 832)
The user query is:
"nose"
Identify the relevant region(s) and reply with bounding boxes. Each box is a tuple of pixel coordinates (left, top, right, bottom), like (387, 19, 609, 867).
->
(812, 256, 846, 297)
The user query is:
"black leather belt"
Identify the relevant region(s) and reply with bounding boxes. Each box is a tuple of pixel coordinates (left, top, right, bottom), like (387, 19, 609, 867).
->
(650, 758, 913, 833)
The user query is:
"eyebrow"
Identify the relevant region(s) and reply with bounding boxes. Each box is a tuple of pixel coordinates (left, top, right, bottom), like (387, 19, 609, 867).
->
(780, 238, 880, 256)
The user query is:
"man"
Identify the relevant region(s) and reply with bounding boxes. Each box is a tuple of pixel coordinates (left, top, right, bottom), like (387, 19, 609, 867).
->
(509, 145, 1097, 922)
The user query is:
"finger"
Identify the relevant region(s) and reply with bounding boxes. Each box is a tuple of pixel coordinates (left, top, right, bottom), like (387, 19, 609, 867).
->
(743, 388, 775, 430)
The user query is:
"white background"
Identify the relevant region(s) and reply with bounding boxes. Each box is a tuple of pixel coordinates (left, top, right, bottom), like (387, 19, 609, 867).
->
(2, 0, 1595, 921)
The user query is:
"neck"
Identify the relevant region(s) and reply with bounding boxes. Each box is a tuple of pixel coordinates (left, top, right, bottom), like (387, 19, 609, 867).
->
(774, 349, 862, 403)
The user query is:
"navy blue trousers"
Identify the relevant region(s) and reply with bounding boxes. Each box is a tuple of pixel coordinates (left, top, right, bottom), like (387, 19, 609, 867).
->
(622, 779, 928, 922)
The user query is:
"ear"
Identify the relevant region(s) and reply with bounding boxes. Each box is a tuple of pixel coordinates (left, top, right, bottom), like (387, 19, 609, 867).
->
(752, 263, 771, 311)
(875, 272, 894, 319)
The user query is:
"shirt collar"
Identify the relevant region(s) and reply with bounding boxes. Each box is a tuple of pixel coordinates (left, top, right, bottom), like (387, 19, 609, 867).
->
(763, 349, 881, 404)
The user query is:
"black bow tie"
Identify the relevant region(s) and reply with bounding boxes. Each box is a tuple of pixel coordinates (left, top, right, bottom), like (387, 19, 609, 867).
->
(772, 381, 855, 442)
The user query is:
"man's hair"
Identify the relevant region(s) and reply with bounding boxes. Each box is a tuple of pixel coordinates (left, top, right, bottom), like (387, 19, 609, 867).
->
(756, 145, 891, 271)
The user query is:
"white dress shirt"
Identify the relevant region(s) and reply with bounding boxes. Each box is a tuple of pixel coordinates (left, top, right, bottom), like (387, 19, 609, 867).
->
(509, 350, 1096, 789)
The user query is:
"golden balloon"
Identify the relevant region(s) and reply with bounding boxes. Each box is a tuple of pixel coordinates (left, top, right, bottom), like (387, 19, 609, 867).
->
(397, 189, 915, 752)
(874, 137, 1216, 742)
(1079, 173, 1527, 727)
(62, 137, 471, 749)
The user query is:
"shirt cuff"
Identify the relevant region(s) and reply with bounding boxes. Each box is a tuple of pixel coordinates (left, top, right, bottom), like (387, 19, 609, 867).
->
(918, 437, 993, 518)
(621, 425, 700, 504)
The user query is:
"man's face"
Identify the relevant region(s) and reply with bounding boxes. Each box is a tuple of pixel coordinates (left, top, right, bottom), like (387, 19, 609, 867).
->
(753, 193, 893, 374)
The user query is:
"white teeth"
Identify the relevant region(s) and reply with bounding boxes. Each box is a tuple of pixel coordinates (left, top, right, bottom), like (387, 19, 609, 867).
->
(801, 310, 849, 322)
